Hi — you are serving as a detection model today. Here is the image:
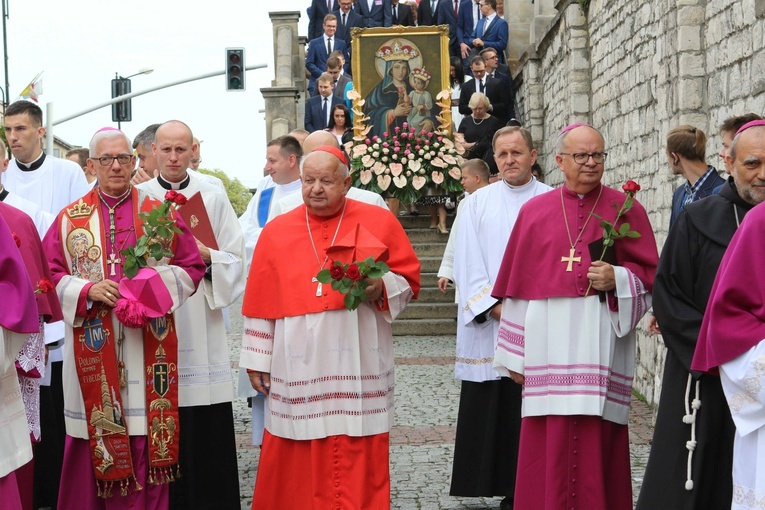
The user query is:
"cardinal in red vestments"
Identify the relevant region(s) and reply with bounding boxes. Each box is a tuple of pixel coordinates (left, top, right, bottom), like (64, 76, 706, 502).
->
(239, 146, 420, 509)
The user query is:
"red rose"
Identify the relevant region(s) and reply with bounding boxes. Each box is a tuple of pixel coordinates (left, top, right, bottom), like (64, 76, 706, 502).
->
(37, 278, 54, 293)
(164, 190, 179, 201)
(329, 265, 345, 281)
(622, 180, 641, 194)
(346, 264, 361, 281)
(173, 193, 188, 205)
(12, 232, 21, 247)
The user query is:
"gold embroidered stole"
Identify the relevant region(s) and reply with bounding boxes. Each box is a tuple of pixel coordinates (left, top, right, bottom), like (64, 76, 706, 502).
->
(61, 190, 182, 496)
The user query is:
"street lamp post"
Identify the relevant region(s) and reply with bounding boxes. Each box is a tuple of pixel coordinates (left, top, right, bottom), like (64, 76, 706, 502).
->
(45, 63, 267, 155)
(2, 0, 9, 111)
(112, 68, 153, 129)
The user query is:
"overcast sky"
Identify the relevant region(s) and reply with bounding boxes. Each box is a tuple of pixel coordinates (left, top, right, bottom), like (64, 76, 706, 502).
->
(4, 0, 312, 188)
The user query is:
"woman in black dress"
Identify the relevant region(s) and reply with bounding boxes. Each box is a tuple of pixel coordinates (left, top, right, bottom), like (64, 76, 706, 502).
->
(457, 92, 502, 161)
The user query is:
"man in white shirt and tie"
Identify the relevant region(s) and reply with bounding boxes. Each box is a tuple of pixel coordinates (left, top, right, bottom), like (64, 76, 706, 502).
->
(305, 73, 343, 133)
(306, 14, 347, 95)
(458, 55, 510, 125)
(467, 0, 507, 64)
(333, 0, 363, 48)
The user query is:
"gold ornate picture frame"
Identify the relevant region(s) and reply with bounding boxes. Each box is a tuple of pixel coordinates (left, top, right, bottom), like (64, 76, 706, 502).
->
(350, 25, 452, 139)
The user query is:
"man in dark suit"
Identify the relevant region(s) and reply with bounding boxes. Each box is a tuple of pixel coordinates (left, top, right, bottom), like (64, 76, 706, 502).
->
(308, 0, 339, 40)
(458, 56, 509, 125)
(386, 0, 414, 26)
(354, 0, 392, 28)
(467, 0, 507, 64)
(437, 0, 466, 57)
(480, 47, 515, 121)
(457, 0, 482, 61)
(306, 14, 348, 95)
(305, 73, 344, 133)
(334, 0, 364, 48)
(418, 0, 440, 25)
(312, 55, 352, 100)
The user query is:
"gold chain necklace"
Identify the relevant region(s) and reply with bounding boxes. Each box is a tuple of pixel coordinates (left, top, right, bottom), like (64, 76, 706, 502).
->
(560, 185, 603, 272)
(97, 186, 133, 276)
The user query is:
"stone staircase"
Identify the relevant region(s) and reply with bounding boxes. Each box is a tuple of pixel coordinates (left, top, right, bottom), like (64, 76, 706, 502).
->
(393, 214, 458, 336)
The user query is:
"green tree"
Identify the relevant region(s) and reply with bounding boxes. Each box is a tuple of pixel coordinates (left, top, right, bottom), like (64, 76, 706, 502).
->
(0, 126, 8, 158)
(198, 168, 252, 217)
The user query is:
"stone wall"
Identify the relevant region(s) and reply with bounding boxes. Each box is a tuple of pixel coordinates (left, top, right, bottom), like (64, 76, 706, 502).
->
(513, 0, 765, 407)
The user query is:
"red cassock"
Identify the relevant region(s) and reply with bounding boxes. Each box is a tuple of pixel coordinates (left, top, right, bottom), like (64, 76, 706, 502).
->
(242, 198, 420, 509)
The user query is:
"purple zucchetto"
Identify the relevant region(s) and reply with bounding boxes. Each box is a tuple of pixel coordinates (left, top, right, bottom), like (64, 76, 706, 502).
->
(735, 120, 765, 137)
(559, 122, 594, 136)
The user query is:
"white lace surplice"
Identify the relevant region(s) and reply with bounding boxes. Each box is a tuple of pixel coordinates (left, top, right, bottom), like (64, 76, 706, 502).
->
(721, 342, 765, 510)
(16, 318, 46, 441)
(239, 271, 413, 440)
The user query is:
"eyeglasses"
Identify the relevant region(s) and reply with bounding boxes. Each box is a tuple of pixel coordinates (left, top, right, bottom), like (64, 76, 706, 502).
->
(559, 152, 608, 164)
(92, 154, 133, 167)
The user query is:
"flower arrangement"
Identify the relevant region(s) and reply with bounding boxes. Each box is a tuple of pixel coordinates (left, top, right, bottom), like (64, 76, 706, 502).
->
(586, 180, 642, 295)
(344, 89, 465, 204)
(315, 257, 390, 311)
(121, 191, 186, 279)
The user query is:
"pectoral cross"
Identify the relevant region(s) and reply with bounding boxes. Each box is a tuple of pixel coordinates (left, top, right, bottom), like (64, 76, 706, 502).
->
(561, 248, 581, 272)
(108, 252, 122, 277)
(312, 277, 323, 297)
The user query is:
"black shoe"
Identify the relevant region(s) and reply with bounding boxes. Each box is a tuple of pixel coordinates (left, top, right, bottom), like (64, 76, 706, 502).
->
(499, 497, 513, 510)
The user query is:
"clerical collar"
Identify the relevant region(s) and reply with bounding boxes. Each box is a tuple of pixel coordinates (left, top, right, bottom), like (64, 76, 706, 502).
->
(0, 186, 7, 202)
(98, 186, 132, 205)
(157, 173, 191, 190)
(562, 182, 602, 198)
(16, 151, 46, 171)
(502, 176, 535, 191)
(279, 179, 302, 193)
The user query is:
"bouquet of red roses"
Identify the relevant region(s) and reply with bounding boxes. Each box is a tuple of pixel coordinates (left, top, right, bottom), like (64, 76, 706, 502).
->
(316, 257, 390, 311)
(116, 190, 184, 327)
(315, 223, 392, 311)
(122, 190, 186, 278)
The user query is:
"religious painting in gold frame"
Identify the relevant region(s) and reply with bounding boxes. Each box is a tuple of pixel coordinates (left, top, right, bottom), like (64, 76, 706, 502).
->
(350, 25, 452, 140)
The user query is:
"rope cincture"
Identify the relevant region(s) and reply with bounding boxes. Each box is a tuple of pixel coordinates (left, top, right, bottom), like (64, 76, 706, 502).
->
(682, 373, 701, 491)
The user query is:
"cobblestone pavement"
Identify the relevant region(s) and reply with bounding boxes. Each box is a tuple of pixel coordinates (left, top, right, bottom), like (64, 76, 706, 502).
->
(227, 298, 653, 509)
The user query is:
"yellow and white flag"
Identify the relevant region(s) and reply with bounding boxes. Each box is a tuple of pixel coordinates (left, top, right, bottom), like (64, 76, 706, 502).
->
(18, 72, 44, 103)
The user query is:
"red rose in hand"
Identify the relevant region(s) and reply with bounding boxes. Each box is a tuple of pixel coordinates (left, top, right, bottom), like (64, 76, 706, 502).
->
(164, 190, 179, 202)
(37, 278, 54, 293)
(622, 180, 641, 194)
(173, 193, 188, 205)
(346, 263, 361, 281)
(12, 232, 21, 247)
(329, 265, 345, 281)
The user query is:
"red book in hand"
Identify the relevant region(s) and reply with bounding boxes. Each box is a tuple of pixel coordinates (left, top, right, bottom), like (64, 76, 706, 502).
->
(176, 192, 218, 250)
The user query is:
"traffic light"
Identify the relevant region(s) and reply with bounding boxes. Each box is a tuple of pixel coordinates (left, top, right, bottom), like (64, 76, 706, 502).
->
(111, 78, 132, 122)
(226, 48, 245, 91)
